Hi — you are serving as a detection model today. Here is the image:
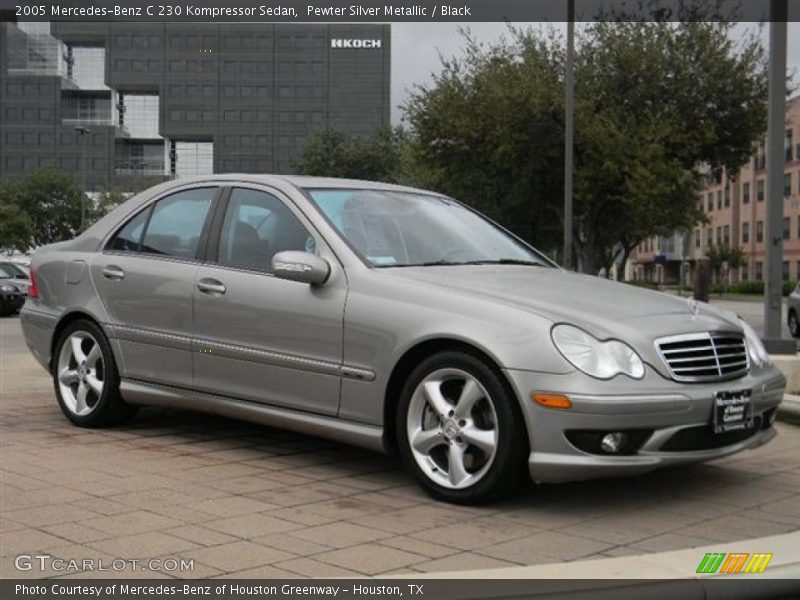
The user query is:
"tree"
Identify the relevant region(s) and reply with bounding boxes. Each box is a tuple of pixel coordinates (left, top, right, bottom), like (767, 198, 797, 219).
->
(11, 165, 88, 247)
(404, 23, 768, 273)
(293, 127, 413, 184)
(90, 176, 164, 226)
(0, 200, 33, 255)
(708, 244, 746, 290)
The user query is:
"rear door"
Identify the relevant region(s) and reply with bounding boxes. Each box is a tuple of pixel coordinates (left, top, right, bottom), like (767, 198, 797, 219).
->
(92, 186, 220, 388)
(192, 185, 346, 416)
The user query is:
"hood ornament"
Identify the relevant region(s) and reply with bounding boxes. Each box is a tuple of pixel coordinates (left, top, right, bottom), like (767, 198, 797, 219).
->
(687, 296, 699, 316)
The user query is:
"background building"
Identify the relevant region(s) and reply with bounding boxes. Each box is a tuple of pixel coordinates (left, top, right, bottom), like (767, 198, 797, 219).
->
(632, 95, 800, 285)
(0, 22, 390, 190)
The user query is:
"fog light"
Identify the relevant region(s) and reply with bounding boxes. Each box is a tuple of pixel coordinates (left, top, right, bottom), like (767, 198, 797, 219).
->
(600, 432, 628, 454)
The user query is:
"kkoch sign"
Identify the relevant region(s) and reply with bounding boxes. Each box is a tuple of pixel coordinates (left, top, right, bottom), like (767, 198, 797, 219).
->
(330, 39, 382, 49)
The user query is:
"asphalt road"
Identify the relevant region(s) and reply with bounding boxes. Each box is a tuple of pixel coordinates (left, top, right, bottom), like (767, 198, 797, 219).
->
(710, 298, 795, 341)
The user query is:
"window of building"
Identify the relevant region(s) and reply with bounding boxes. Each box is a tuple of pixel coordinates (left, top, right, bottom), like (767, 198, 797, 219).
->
(756, 145, 766, 170)
(724, 186, 730, 207)
(706, 192, 713, 212)
(741, 262, 749, 281)
(785, 216, 792, 241)
(61, 90, 112, 125)
(786, 172, 793, 198)
(757, 179, 765, 201)
(174, 141, 214, 178)
(119, 93, 160, 139)
(706, 228, 712, 246)
(218, 188, 316, 272)
(723, 225, 730, 245)
(756, 221, 764, 242)
(695, 228, 701, 248)
(784, 261, 790, 281)
(140, 188, 217, 258)
(715, 227, 721, 245)
(755, 261, 763, 281)
(69, 46, 108, 90)
(742, 222, 750, 243)
(787, 128, 795, 162)
(716, 190, 722, 210)
(742, 182, 750, 204)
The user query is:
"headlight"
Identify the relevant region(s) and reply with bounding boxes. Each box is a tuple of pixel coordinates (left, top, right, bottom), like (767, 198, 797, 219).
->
(739, 317, 770, 368)
(551, 324, 645, 380)
(0, 284, 17, 293)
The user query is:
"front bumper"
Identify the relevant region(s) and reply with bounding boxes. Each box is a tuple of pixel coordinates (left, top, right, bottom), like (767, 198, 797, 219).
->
(504, 364, 785, 483)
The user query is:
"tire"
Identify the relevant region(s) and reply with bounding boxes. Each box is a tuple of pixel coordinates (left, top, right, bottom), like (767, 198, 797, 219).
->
(789, 310, 800, 338)
(396, 350, 528, 504)
(52, 319, 137, 427)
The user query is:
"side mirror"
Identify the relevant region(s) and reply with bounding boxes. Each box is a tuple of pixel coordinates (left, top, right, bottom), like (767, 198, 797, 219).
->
(271, 251, 330, 285)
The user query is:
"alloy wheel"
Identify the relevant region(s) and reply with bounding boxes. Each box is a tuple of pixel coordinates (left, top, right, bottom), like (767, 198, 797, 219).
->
(406, 368, 499, 490)
(57, 331, 105, 416)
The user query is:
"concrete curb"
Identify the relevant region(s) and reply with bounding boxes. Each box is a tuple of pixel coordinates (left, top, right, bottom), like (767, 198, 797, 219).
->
(390, 531, 800, 580)
(778, 394, 800, 425)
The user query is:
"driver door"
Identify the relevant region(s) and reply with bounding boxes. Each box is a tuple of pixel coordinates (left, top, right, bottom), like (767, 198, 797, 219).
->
(192, 186, 346, 416)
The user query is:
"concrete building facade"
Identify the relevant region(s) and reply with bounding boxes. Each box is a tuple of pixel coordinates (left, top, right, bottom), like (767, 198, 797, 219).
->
(0, 22, 390, 190)
(632, 96, 800, 285)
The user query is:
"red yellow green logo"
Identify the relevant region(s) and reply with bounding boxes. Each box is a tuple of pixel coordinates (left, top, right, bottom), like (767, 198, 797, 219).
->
(696, 552, 773, 574)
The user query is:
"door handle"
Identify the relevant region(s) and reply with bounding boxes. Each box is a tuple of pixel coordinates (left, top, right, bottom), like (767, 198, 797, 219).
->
(196, 278, 226, 295)
(102, 265, 125, 280)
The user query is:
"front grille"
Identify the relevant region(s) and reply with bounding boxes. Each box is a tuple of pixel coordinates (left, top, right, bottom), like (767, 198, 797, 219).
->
(656, 332, 748, 382)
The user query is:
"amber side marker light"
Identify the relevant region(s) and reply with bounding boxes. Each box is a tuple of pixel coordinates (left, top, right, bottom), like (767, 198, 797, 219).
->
(532, 393, 572, 409)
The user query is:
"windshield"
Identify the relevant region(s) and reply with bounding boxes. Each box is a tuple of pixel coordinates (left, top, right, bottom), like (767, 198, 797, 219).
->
(307, 189, 549, 268)
(0, 264, 26, 279)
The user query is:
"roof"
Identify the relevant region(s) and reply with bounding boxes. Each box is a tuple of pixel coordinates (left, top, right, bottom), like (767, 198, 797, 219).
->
(157, 173, 441, 197)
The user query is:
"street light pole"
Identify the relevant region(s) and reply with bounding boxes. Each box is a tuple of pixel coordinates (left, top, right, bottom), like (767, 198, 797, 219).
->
(75, 125, 90, 231)
(763, 0, 793, 353)
(563, 0, 575, 270)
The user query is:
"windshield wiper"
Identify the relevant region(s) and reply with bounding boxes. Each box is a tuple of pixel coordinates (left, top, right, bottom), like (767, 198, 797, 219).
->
(459, 259, 543, 266)
(384, 260, 464, 268)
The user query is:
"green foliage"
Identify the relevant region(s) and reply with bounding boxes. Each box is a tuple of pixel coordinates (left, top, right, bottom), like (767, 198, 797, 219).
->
(293, 127, 413, 184)
(404, 23, 768, 273)
(9, 165, 88, 247)
(0, 200, 33, 254)
(719, 280, 798, 297)
(707, 244, 747, 275)
(625, 280, 660, 290)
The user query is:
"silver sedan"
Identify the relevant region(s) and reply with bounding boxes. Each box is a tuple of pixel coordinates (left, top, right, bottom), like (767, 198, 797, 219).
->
(21, 175, 785, 503)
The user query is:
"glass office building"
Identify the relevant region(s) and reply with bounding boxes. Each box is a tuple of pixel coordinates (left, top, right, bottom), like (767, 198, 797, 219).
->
(0, 22, 390, 190)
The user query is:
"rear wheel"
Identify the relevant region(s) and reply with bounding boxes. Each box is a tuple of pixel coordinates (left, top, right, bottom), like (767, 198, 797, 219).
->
(790, 310, 800, 338)
(396, 351, 527, 504)
(53, 319, 137, 427)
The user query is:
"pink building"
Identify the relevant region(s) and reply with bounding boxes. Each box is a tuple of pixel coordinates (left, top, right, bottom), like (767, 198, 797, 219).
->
(632, 96, 800, 284)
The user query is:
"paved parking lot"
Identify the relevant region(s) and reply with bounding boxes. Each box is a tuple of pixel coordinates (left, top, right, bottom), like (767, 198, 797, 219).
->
(2, 315, 800, 579)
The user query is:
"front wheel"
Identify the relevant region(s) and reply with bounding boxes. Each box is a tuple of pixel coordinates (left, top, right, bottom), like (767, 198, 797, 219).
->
(53, 319, 137, 427)
(789, 310, 800, 338)
(396, 351, 527, 504)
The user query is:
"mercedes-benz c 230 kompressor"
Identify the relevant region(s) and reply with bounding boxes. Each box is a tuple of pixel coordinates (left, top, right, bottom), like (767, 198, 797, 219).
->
(21, 175, 785, 503)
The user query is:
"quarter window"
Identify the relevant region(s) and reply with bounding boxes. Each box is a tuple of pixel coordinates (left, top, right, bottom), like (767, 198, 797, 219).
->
(107, 208, 149, 252)
(218, 188, 316, 272)
(139, 188, 217, 258)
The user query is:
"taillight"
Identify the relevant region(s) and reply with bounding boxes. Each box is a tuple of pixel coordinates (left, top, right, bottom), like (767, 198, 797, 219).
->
(28, 264, 39, 298)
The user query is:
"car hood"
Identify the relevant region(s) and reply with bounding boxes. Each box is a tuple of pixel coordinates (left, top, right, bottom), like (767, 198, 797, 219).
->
(386, 266, 743, 375)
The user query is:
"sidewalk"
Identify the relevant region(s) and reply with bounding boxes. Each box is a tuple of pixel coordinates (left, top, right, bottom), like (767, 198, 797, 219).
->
(2, 317, 800, 579)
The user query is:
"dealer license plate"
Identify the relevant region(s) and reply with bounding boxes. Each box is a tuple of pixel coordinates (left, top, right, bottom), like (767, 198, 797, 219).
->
(713, 389, 754, 434)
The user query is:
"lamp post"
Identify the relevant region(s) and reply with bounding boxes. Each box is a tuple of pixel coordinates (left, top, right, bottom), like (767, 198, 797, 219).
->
(763, 0, 793, 353)
(563, 0, 575, 270)
(74, 125, 90, 231)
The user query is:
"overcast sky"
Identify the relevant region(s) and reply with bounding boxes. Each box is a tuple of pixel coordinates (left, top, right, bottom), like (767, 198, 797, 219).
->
(390, 22, 800, 124)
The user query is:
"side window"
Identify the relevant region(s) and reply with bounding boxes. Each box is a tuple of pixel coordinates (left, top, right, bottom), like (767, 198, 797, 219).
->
(107, 208, 149, 252)
(218, 188, 316, 272)
(140, 188, 217, 258)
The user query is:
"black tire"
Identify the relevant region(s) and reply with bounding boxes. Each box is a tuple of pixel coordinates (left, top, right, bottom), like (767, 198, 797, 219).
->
(396, 350, 528, 504)
(790, 310, 800, 338)
(52, 319, 138, 427)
